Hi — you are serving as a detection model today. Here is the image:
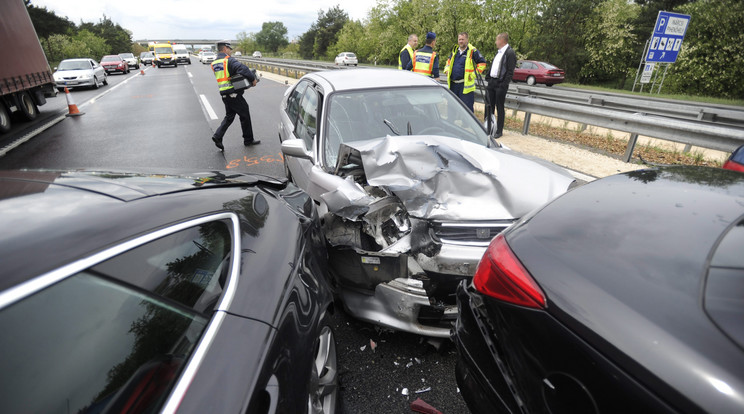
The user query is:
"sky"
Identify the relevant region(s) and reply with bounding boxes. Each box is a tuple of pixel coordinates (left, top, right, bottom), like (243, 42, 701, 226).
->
(30, 0, 379, 42)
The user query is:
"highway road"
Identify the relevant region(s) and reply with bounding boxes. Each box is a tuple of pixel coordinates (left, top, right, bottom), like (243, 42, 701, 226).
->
(0, 61, 470, 413)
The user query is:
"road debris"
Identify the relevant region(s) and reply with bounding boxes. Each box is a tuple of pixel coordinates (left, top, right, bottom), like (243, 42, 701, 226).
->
(410, 398, 443, 414)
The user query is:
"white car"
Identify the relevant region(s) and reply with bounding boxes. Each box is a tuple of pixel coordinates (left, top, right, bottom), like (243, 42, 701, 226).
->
(53, 58, 107, 90)
(200, 52, 216, 64)
(279, 69, 575, 337)
(252, 51, 262, 58)
(118, 53, 139, 69)
(334, 52, 358, 66)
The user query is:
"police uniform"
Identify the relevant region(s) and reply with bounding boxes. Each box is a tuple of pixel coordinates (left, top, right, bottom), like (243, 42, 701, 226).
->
(407, 32, 439, 79)
(398, 43, 414, 71)
(211, 41, 259, 150)
(445, 44, 487, 112)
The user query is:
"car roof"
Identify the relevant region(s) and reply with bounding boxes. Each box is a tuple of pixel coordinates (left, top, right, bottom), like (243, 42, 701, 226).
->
(61, 58, 90, 62)
(304, 68, 440, 92)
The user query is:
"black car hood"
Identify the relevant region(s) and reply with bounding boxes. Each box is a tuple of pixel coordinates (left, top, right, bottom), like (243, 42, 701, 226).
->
(0, 170, 286, 202)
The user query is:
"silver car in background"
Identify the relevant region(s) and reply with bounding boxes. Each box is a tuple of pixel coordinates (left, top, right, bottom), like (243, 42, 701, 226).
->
(118, 52, 140, 69)
(279, 69, 575, 337)
(52, 58, 107, 91)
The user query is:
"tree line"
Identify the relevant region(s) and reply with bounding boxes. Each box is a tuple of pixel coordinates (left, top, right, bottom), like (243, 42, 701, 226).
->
(25, 0, 142, 65)
(249, 0, 742, 99)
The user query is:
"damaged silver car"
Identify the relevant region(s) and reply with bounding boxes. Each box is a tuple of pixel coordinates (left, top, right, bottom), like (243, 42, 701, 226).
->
(279, 69, 575, 337)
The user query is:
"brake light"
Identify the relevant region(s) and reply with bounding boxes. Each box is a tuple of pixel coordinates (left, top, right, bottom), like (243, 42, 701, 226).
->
(473, 234, 546, 308)
(723, 160, 744, 172)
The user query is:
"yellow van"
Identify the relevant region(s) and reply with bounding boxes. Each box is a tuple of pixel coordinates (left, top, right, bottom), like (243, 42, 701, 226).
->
(152, 43, 176, 68)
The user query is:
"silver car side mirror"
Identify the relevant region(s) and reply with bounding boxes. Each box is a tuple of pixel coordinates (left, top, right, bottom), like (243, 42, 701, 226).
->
(281, 139, 314, 163)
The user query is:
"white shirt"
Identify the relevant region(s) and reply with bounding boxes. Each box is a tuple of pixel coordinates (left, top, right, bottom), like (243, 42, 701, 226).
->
(490, 43, 509, 78)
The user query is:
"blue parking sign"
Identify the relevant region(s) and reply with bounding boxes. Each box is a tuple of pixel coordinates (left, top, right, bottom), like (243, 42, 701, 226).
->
(646, 11, 691, 63)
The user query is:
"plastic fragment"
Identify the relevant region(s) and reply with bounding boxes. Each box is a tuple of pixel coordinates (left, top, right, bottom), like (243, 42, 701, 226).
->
(360, 345, 366, 351)
(401, 388, 409, 396)
(370, 339, 377, 352)
(415, 387, 431, 394)
(410, 398, 443, 414)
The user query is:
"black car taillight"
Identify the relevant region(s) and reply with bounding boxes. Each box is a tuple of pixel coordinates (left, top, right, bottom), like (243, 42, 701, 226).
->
(473, 234, 546, 309)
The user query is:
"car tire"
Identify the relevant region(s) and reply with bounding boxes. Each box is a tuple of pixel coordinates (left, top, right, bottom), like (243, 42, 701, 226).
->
(103, 75, 108, 86)
(546, 84, 554, 87)
(307, 312, 337, 414)
(17, 91, 38, 121)
(93, 76, 100, 89)
(527, 76, 536, 86)
(0, 104, 11, 133)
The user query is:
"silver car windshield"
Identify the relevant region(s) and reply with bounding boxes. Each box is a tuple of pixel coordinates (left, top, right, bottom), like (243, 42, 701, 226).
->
(324, 86, 489, 167)
(57, 61, 91, 70)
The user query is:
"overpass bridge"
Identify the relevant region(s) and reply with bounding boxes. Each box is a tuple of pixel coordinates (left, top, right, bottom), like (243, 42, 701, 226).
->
(134, 39, 236, 50)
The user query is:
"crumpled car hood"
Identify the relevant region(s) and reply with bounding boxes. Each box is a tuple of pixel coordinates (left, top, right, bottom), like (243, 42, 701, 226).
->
(322, 135, 575, 221)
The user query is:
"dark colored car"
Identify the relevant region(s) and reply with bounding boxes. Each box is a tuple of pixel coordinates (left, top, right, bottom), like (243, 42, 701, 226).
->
(513, 60, 565, 86)
(723, 144, 744, 172)
(454, 166, 744, 414)
(0, 170, 337, 414)
(100, 54, 129, 74)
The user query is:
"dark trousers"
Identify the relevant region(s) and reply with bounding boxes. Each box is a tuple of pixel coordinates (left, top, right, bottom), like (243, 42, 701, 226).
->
(450, 82, 475, 112)
(486, 80, 509, 134)
(213, 93, 254, 142)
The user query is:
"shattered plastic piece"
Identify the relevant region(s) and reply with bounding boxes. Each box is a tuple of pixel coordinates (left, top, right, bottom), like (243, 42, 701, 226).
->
(360, 345, 367, 351)
(410, 398, 443, 414)
(401, 388, 409, 396)
(414, 357, 422, 364)
(406, 362, 414, 369)
(370, 339, 377, 352)
(415, 387, 431, 394)
(394, 361, 400, 366)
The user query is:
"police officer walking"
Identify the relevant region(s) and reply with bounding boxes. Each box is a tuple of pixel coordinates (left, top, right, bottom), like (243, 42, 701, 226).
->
(444, 32, 487, 112)
(408, 32, 439, 80)
(398, 34, 418, 71)
(210, 40, 259, 150)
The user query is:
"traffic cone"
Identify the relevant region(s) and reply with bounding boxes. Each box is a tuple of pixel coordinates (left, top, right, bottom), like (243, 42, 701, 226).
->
(140, 68, 145, 75)
(64, 87, 84, 117)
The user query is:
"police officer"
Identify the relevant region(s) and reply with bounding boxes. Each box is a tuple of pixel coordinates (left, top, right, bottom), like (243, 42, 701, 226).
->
(210, 40, 259, 150)
(398, 34, 418, 71)
(444, 32, 487, 112)
(407, 32, 439, 80)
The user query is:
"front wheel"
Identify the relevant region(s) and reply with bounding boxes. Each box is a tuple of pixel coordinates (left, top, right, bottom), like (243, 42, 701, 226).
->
(103, 75, 108, 85)
(93, 76, 100, 89)
(526, 76, 536, 86)
(307, 314, 337, 414)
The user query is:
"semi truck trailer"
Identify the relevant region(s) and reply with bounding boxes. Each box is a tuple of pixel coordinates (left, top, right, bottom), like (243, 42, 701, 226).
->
(0, 0, 58, 134)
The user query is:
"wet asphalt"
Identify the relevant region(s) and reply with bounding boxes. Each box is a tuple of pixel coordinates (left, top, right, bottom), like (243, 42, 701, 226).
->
(0, 62, 470, 413)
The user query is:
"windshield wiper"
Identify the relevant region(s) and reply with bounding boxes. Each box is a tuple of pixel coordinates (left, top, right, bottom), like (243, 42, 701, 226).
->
(383, 119, 400, 135)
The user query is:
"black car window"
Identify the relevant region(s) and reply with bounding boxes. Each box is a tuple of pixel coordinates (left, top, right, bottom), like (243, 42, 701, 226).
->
(286, 81, 309, 127)
(0, 272, 208, 414)
(295, 85, 319, 149)
(91, 220, 232, 315)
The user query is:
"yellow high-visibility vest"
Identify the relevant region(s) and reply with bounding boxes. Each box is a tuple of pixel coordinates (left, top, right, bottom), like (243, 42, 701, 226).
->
(445, 44, 486, 94)
(211, 56, 233, 93)
(398, 44, 414, 70)
(412, 50, 436, 77)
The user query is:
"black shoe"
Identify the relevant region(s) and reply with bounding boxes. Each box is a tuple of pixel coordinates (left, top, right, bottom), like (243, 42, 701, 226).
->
(244, 139, 261, 146)
(493, 133, 503, 139)
(212, 136, 224, 150)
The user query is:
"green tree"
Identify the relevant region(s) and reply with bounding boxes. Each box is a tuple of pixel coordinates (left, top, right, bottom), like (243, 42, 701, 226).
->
(662, 0, 744, 98)
(529, 0, 602, 82)
(329, 20, 370, 62)
(581, 0, 640, 87)
(236, 31, 258, 54)
(25, 0, 75, 39)
(299, 5, 349, 60)
(79, 15, 132, 54)
(42, 30, 109, 63)
(255, 21, 289, 53)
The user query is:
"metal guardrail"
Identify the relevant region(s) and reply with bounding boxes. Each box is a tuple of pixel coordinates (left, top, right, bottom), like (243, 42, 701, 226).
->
(238, 57, 744, 159)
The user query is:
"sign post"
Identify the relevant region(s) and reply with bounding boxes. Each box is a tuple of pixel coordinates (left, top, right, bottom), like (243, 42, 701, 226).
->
(632, 11, 691, 94)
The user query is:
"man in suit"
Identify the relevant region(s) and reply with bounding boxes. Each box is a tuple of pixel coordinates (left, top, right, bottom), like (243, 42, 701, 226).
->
(485, 33, 516, 138)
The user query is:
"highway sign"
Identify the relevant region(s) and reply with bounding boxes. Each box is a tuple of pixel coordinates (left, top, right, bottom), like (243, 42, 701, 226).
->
(640, 63, 655, 83)
(646, 11, 691, 63)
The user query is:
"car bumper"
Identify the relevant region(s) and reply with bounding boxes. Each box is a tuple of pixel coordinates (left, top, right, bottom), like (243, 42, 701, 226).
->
(103, 67, 125, 73)
(176, 57, 190, 63)
(55, 79, 95, 88)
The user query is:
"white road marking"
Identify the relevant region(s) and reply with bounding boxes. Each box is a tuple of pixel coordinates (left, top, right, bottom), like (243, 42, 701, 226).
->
(199, 94, 218, 120)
